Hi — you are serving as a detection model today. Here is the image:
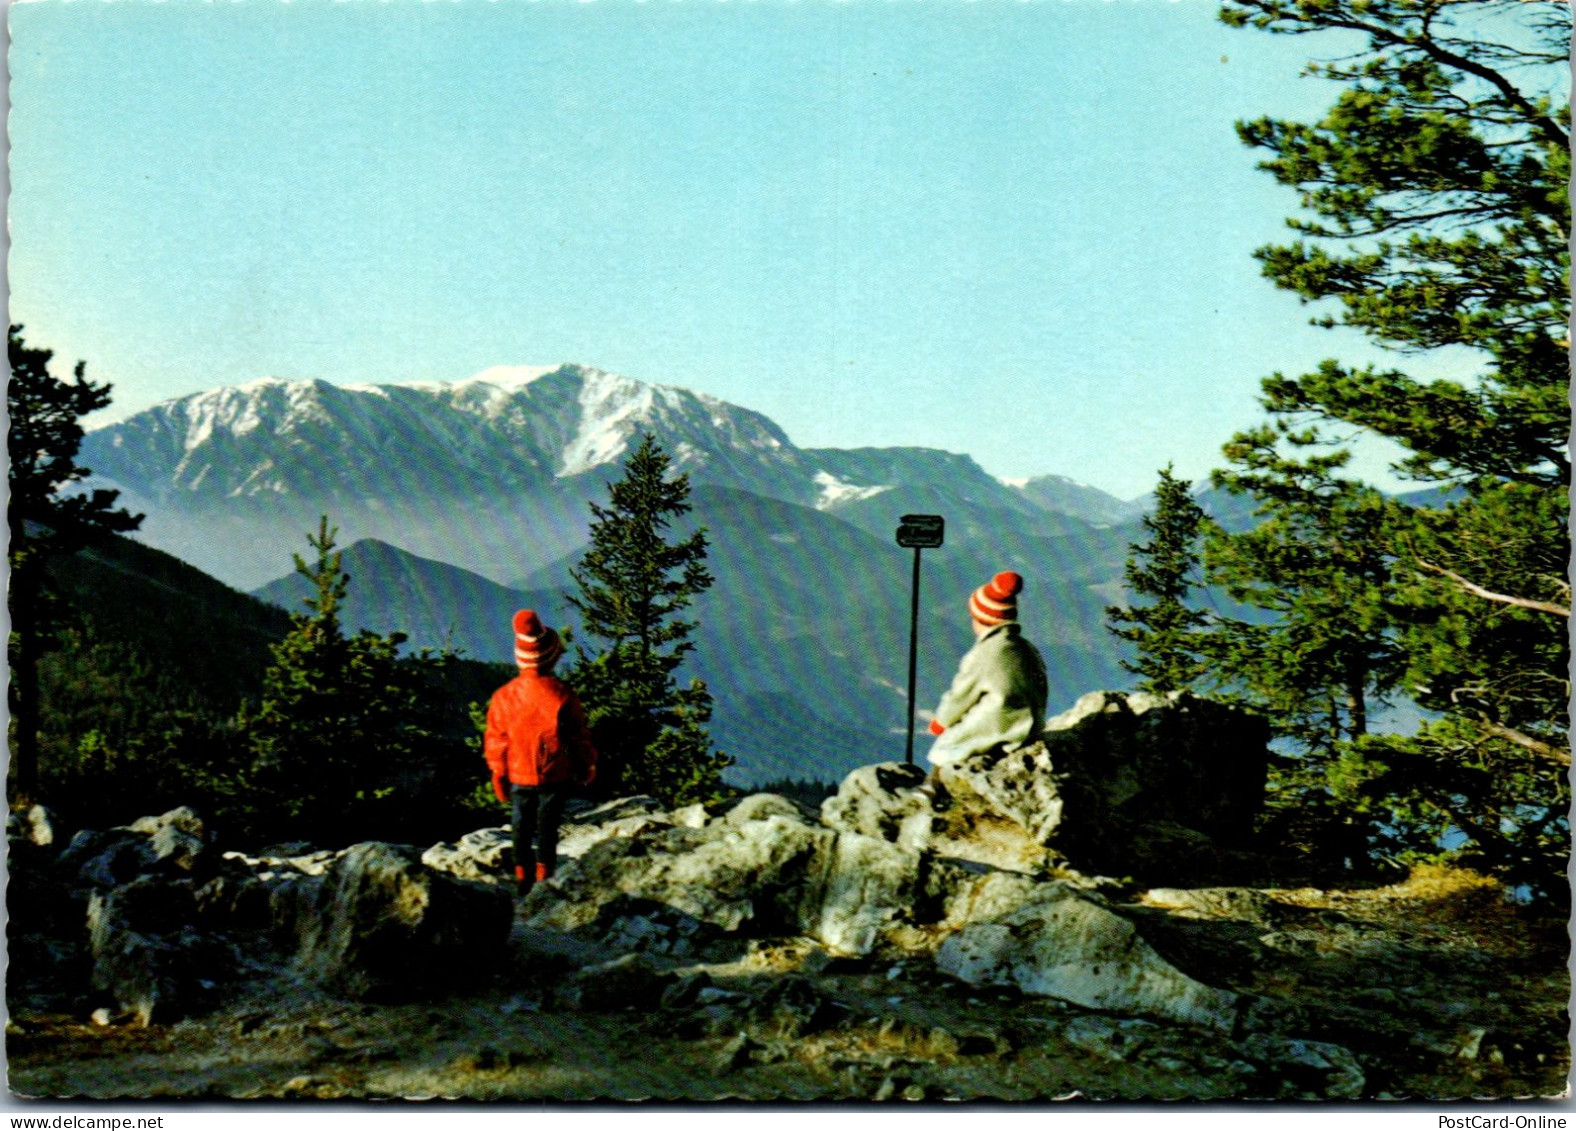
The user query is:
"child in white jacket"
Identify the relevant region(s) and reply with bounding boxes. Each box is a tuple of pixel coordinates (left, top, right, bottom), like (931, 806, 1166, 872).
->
(927, 571, 1049, 766)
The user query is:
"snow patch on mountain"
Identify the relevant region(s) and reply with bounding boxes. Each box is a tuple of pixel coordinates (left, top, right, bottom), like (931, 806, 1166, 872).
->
(559, 369, 655, 476)
(813, 471, 890, 509)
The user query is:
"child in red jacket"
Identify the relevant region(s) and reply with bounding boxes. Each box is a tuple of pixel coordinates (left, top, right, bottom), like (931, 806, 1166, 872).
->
(484, 610, 598, 896)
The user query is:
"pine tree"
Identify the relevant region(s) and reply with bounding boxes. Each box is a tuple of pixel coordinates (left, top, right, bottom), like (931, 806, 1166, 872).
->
(242, 517, 446, 840)
(1104, 465, 1212, 695)
(1221, 0, 1569, 893)
(8, 326, 143, 804)
(567, 434, 731, 806)
(1206, 428, 1404, 753)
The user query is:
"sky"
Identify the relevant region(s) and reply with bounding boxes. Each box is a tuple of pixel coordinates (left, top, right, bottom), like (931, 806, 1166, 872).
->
(7, 0, 1452, 500)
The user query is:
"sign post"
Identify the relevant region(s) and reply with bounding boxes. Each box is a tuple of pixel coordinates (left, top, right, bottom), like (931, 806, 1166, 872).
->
(895, 514, 944, 765)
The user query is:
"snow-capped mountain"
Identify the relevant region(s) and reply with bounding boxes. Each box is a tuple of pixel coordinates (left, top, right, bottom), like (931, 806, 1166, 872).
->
(80, 364, 1137, 589)
(89, 365, 814, 509)
(80, 361, 1146, 784)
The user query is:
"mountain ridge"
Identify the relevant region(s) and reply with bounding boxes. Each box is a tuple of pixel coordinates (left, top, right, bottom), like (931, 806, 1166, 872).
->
(80, 365, 1140, 590)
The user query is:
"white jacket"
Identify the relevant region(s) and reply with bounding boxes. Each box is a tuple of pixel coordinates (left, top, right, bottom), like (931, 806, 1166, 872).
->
(927, 623, 1049, 766)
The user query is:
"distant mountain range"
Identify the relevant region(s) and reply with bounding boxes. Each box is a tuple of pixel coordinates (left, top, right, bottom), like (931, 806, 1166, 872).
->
(80, 363, 1162, 784)
(80, 365, 1146, 588)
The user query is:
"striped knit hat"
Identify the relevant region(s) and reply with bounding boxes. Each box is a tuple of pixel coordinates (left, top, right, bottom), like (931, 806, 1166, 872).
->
(969, 571, 1023, 627)
(513, 609, 564, 673)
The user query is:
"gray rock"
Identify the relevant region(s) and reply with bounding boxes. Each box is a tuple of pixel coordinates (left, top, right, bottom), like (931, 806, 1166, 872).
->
(1240, 1034, 1366, 1099)
(1044, 691, 1269, 881)
(531, 803, 930, 957)
(8, 804, 61, 849)
(86, 876, 229, 1025)
(127, 806, 205, 841)
(556, 813, 671, 861)
(669, 803, 711, 829)
(422, 827, 512, 883)
(720, 793, 815, 827)
(588, 896, 744, 960)
(560, 953, 674, 1012)
(63, 830, 155, 890)
(61, 808, 216, 890)
(531, 814, 832, 936)
(573, 796, 668, 825)
(814, 831, 922, 956)
(819, 763, 930, 844)
(934, 881, 1246, 1032)
(934, 739, 1064, 854)
(286, 841, 512, 1000)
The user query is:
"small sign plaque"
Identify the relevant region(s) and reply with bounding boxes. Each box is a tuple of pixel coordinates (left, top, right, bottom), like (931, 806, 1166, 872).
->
(896, 513, 944, 549)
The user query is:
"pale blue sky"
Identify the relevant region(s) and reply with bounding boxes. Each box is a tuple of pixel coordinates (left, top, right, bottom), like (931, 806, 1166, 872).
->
(10, 0, 1430, 499)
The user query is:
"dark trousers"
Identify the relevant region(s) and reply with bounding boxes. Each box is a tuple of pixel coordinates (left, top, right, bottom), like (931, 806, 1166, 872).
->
(511, 784, 570, 880)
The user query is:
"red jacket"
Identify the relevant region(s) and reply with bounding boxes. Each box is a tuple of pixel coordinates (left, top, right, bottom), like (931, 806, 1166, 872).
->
(484, 673, 598, 788)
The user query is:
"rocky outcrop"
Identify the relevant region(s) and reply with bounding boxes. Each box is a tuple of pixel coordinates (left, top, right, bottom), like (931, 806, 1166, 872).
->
(934, 877, 1248, 1032)
(87, 876, 235, 1025)
(285, 842, 512, 1000)
(60, 806, 217, 891)
(11, 688, 1564, 1102)
(819, 762, 931, 848)
(19, 691, 1292, 1055)
(1043, 690, 1269, 879)
(819, 690, 1271, 884)
(422, 828, 512, 883)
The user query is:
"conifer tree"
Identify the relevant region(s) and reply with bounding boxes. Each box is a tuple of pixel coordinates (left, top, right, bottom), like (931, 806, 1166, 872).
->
(243, 517, 445, 839)
(1205, 429, 1404, 753)
(568, 434, 731, 805)
(1105, 466, 1212, 695)
(1220, 0, 1569, 893)
(8, 326, 143, 804)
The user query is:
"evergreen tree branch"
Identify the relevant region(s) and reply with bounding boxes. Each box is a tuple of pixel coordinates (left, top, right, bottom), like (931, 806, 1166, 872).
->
(1411, 556, 1571, 618)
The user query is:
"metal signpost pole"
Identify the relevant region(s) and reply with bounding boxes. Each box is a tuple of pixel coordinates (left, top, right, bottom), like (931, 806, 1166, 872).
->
(894, 514, 944, 766)
(905, 543, 921, 765)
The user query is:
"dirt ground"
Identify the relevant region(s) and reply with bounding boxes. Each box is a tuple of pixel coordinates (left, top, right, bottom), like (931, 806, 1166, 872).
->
(8, 868, 1570, 1103)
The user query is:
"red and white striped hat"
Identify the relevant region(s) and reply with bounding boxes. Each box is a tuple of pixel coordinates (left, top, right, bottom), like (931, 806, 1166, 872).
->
(969, 571, 1023, 627)
(513, 609, 564, 672)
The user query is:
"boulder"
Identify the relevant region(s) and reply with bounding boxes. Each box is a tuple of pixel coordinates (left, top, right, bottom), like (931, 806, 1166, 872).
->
(531, 817, 830, 936)
(61, 807, 217, 891)
(936, 741, 1064, 843)
(61, 830, 156, 890)
(7, 803, 61, 849)
(719, 792, 817, 827)
(819, 763, 929, 843)
(422, 827, 512, 883)
(529, 804, 931, 956)
(934, 881, 1247, 1033)
(1044, 691, 1269, 878)
(930, 741, 1064, 873)
(286, 841, 512, 1000)
(813, 831, 923, 956)
(86, 876, 232, 1025)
